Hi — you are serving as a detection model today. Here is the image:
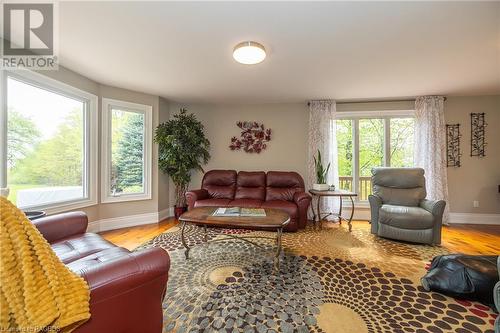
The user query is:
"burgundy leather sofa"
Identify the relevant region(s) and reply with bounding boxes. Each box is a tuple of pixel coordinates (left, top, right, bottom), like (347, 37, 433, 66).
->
(32, 211, 170, 333)
(186, 170, 311, 231)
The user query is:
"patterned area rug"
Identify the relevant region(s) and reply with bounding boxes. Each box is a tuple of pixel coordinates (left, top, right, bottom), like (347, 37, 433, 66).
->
(138, 222, 498, 333)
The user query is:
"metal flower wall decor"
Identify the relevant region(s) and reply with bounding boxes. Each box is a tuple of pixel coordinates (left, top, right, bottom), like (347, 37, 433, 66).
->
(229, 121, 272, 153)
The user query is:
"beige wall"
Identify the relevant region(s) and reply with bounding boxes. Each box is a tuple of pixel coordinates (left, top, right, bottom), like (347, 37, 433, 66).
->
(168, 102, 309, 206)
(444, 95, 500, 214)
(170, 97, 500, 217)
(36, 66, 170, 222)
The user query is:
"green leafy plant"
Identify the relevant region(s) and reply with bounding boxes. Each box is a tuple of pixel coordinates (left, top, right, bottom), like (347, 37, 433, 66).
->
(313, 149, 330, 184)
(154, 108, 210, 207)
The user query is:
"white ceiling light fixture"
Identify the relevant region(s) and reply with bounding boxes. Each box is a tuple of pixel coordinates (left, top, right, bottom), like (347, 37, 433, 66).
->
(233, 41, 266, 65)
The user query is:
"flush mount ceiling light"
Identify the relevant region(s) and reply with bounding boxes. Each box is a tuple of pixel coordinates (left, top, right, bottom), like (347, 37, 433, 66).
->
(233, 41, 266, 65)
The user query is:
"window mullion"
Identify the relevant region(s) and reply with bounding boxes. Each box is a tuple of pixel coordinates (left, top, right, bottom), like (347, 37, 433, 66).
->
(384, 118, 391, 167)
(353, 118, 360, 201)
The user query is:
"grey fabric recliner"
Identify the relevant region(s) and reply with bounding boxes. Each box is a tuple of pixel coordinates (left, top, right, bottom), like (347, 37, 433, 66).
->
(368, 167, 446, 245)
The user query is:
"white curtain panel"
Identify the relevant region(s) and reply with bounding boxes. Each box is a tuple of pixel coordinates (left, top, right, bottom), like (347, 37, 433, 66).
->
(307, 100, 340, 218)
(414, 96, 450, 223)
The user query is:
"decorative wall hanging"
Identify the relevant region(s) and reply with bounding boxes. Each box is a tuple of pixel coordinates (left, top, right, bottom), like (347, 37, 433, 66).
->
(470, 113, 486, 157)
(229, 121, 272, 153)
(445, 124, 461, 167)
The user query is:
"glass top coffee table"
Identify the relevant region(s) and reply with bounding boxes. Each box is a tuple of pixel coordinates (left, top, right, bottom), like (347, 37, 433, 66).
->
(178, 207, 290, 271)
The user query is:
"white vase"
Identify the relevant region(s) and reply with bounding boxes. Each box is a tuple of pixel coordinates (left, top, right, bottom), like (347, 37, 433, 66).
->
(312, 183, 330, 191)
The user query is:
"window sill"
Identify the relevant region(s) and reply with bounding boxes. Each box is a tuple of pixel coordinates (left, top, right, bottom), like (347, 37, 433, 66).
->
(20, 197, 98, 216)
(101, 193, 152, 204)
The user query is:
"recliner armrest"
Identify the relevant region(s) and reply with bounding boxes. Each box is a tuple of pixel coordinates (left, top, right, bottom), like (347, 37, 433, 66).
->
(420, 199, 446, 217)
(368, 194, 383, 234)
(33, 211, 88, 243)
(185, 189, 209, 209)
(79, 247, 170, 303)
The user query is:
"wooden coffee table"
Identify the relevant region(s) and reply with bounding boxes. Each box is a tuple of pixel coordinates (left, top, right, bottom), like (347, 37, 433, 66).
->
(178, 207, 290, 270)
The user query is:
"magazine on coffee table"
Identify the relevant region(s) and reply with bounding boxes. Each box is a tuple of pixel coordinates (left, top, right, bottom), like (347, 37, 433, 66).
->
(213, 207, 266, 217)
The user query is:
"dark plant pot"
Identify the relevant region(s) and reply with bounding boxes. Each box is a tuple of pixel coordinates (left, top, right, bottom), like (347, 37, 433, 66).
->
(23, 210, 46, 221)
(174, 205, 187, 219)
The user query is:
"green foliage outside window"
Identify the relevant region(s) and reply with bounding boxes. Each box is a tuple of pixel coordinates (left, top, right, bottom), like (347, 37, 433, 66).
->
(112, 112, 145, 193)
(9, 109, 83, 186)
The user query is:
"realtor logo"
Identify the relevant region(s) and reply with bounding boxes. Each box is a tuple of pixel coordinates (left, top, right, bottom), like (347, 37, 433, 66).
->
(1, 2, 58, 70)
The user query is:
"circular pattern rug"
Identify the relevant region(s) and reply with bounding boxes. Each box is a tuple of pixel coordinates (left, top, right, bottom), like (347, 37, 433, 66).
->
(139, 222, 498, 333)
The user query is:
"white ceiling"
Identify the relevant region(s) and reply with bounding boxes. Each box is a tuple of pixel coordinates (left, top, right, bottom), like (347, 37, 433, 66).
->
(59, 1, 500, 104)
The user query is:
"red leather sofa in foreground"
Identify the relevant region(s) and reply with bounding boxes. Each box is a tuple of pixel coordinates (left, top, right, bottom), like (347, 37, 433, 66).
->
(32, 212, 170, 333)
(186, 170, 311, 231)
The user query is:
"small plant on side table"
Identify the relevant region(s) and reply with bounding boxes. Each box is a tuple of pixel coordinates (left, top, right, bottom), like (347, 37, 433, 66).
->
(313, 149, 331, 191)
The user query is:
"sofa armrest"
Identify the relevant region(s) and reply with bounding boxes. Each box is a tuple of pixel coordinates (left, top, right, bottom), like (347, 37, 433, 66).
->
(75, 247, 170, 333)
(293, 191, 312, 229)
(368, 194, 382, 234)
(293, 191, 311, 205)
(33, 211, 88, 243)
(80, 247, 170, 300)
(185, 189, 209, 210)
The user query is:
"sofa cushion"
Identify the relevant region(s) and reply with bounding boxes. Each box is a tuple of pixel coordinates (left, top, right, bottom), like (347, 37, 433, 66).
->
(66, 247, 131, 274)
(194, 198, 232, 208)
(261, 200, 298, 219)
(228, 199, 263, 208)
(379, 204, 434, 229)
(266, 171, 304, 201)
(235, 171, 266, 200)
(202, 170, 237, 199)
(51, 233, 116, 264)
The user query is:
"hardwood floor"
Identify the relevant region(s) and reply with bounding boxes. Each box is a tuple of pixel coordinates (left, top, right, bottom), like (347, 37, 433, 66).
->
(100, 218, 177, 250)
(101, 219, 500, 254)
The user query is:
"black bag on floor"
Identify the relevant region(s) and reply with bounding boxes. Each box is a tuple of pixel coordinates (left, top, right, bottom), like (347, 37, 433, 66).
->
(421, 254, 499, 309)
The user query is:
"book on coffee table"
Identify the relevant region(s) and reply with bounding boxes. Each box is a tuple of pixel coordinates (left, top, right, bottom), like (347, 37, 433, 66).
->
(213, 207, 266, 217)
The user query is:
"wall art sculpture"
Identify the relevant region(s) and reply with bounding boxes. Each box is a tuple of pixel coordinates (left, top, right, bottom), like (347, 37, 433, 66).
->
(470, 113, 486, 157)
(446, 124, 461, 167)
(229, 121, 272, 153)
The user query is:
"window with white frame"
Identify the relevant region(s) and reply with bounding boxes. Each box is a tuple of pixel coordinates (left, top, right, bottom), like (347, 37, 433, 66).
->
(1, 70, 98, 212)
(335, 111, 415, 202)
(101, 98, 152, 203)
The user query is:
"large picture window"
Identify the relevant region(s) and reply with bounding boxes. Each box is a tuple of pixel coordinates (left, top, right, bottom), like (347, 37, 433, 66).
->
(1, 71, 98, 212)
(101, 98, 152, 203)
(336, 111, 415, 202)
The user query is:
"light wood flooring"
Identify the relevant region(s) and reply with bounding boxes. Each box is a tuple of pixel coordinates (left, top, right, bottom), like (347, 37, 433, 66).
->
(101, 219, 500, 255)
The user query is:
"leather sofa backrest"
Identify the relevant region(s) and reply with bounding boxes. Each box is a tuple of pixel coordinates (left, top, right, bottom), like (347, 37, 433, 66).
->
(202, 170, 237, 199)
(235, 171, 266, 200)
(371, 167, 426, 206)
(266, 171, 305, 201)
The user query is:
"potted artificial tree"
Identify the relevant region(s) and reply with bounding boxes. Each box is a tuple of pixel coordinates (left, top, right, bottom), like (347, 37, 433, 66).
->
(155, 108, 210, 218)
(312, 149, 331, 191)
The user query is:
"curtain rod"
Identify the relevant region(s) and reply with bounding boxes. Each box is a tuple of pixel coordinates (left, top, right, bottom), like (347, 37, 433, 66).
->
(307, 97, 447, 106)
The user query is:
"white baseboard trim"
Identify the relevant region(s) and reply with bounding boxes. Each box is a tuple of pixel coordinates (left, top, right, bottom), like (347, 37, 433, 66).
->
(352, 208, 370, 221)
(158, 207, 174, 221)
(88, 207, 175, 233)
(448, 213, 500, 225)
(86, 208, 499, 233)
(346, 209, 500, 225)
